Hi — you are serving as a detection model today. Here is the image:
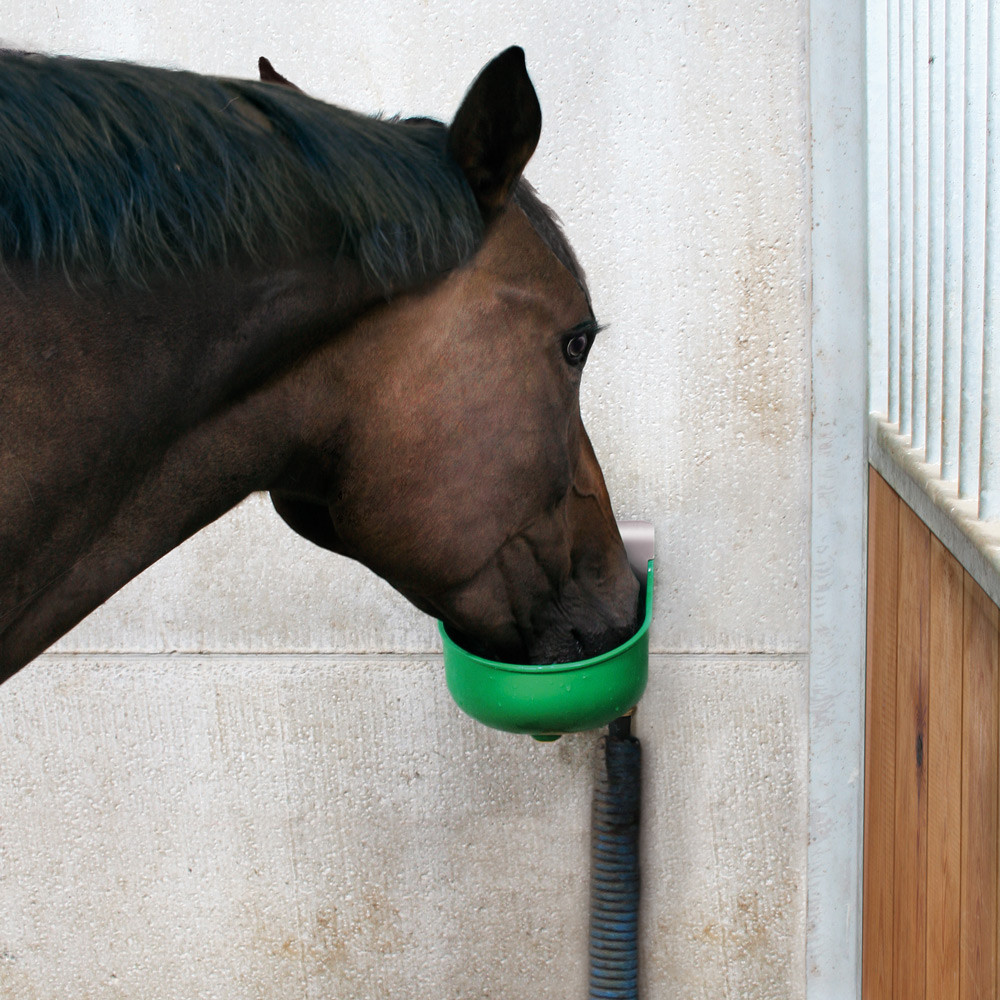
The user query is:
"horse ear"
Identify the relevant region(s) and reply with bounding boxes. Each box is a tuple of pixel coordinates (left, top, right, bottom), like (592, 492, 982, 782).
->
(258, 57, 302, 92)
(448, 47, 541, 218)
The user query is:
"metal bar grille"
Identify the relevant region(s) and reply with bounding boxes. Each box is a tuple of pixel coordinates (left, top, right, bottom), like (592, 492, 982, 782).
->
(870, 0, 1000, 527)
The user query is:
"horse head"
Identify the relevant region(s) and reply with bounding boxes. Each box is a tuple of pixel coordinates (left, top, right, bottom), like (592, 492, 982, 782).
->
(269, 49, 640, 664)
(0, 48, 637, 678)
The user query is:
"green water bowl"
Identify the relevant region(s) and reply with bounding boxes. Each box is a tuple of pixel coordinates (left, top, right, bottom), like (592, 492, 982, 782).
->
(439, 545, 653, 741)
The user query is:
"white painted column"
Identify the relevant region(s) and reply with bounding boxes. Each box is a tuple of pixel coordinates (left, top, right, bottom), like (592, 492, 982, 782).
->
(809, 0, 868, 994)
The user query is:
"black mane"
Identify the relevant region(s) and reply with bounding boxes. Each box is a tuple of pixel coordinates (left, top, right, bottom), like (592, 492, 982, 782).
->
(0, 52, 484, 287)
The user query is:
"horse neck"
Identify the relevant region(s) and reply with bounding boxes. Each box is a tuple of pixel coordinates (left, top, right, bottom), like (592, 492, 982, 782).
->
(0, 385, 289, 679)
(115, 257, 378, 426)
(0, 259, 372, 677)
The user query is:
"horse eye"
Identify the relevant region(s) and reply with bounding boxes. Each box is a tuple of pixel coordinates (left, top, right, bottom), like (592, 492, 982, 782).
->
(564, 332, 590, 363)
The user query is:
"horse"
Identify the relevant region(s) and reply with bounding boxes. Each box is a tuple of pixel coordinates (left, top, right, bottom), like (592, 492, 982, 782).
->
(0, 46, 640, 683)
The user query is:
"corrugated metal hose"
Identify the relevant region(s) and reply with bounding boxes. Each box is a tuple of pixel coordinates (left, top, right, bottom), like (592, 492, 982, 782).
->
(589, 715, 641, 1000)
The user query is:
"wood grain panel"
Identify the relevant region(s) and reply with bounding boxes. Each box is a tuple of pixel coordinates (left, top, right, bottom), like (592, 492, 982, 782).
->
(960, 571, 999, 1000)
(864, 469, 1000, 1000)
(865, 467, 900, 1000)
(893, 500, 930, 1000)
(925, 536, 963, 1000)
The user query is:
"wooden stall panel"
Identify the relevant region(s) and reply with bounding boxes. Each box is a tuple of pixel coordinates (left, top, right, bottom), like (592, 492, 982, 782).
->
(893, 501, 930, 1000)
(960, 571, 999, 1000)
(864, 468, 899, 1000)
(864, 470, 1000, 1000)
(925, 536, 963, 1000)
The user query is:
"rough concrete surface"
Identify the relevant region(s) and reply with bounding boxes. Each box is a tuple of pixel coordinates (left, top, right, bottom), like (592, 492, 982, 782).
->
(1, 656, 805, 999)
(1, 1, 811, 997)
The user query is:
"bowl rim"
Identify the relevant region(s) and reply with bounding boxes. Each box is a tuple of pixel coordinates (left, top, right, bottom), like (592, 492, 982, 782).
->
(438, 559, 654, 676)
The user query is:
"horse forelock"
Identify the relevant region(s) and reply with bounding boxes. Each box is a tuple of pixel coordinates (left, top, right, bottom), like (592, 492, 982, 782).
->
(0, 51, 483, 288)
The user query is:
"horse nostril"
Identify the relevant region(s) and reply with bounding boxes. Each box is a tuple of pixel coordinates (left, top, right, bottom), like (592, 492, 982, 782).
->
(574, 615, 638, 662)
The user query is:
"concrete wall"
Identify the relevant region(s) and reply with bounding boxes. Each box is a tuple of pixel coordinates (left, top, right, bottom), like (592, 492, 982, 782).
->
(0, 2, 812, 997)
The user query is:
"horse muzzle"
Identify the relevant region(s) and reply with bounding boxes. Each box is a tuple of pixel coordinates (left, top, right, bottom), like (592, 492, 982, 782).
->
(526, 570, 641, 665)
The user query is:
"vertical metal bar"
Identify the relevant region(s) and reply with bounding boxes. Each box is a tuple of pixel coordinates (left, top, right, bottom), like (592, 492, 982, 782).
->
(889, 0, 903, 424)
(901, 0, 916, 438)
(984, 278, 1000, 517)
(913, 0, 931, 452)
(961, 0, 987, 499)
(981, 0, 1000, 518)
(926, 0, 946, 466)
(982, 318, 999, 517)
(870, 0, 891, 419)
(943, 0, 966, 481)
